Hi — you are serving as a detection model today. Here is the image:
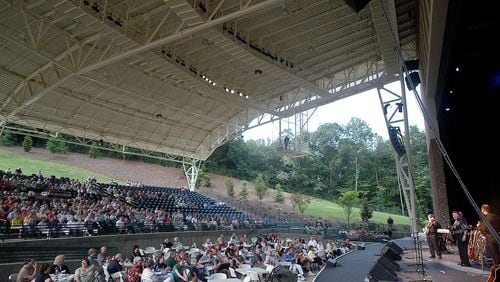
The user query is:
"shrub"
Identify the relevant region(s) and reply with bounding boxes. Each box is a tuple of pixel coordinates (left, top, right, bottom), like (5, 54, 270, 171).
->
(46, 138, 68, 154)
(0, 132, 16, 146)
(273, 184, 285, 203)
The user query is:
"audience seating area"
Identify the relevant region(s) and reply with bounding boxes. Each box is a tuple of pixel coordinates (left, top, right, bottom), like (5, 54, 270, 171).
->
(0, 170, 262, 240)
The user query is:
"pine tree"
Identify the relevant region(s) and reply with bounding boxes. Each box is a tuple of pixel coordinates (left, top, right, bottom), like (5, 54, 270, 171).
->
(239, 181, 249, 200)
(360, 197, 373, 222)
(22, 136, 33, 152)
(89, 141, 100, 158)
(225, 178, 235, 197)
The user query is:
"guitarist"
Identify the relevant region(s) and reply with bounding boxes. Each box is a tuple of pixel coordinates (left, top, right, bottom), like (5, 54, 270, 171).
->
(477, 204, 500, 266)
(424, 214, 442, 259)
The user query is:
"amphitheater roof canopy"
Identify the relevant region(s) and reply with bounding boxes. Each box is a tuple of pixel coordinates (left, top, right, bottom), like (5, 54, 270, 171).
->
(0, 0, 417, 160)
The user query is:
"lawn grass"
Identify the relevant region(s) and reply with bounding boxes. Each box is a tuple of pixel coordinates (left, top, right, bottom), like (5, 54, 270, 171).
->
(296, 199, 410, 225)
(0, 148, 118, 183)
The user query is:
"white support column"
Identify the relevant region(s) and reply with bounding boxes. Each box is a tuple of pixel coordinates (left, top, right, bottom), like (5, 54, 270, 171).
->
(377, 84, 419, 235)
(183, 159, 201, 191)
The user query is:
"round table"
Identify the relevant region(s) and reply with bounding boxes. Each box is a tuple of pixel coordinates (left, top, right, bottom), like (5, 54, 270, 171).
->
(49, 273, 73, 282)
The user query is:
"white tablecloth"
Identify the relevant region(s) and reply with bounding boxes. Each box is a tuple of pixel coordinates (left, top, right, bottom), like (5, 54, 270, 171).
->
(235, 267, 268, 275)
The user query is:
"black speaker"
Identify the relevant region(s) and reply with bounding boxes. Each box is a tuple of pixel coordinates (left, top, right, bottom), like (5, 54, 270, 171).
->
(378, 254, 400, 272)
(344, 0, 372, 13)
(326, 258, 341, 267)
(388, 126, 406, 158)
(404, 59, 419, 71)
(387, 242, 403, 255)
(367, 261, 398, 281)
(380, 245, 402, 261)
(266, 265, 297, 282)
(405, 71, 421, 90)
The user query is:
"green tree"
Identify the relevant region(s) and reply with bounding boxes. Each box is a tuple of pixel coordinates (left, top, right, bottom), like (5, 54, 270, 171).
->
(225, 178, 235, 198)
(290, 193, 312, 221)
(22, 136, 33, 152)
(202, 173, 211, 188)
(46, 136, 68, 154)
(196, 167, 211, 188)
(408, 125, 432, 220)
(273, 183, 285, 203)
(337, 190, 359, 227)
(239, 180, 249, 200)
(89, 141, 100, 158)
(360, 197, 373, 222)
(0, 132, 16, 146)
(254, 173, 268, 209)
(310, 123, 344, 190)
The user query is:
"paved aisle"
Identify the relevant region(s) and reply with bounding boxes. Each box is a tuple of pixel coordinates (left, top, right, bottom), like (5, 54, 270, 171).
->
(314, 243, 384, 282)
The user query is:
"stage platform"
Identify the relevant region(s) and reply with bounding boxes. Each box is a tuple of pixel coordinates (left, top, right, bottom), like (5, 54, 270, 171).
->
(313, 238, 490, 282)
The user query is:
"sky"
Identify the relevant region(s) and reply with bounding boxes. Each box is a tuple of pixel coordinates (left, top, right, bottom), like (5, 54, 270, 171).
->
(242, 81, 425, 141)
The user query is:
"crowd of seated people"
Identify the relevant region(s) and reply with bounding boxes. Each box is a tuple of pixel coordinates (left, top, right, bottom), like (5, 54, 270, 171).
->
(195, 233, 335, 281)
(0, 169, 268, 240)
(9, 229, 359, 282)
(94, 233, 337, 282)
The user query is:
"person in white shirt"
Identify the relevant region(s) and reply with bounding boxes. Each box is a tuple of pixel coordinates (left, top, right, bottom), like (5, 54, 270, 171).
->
(173, 237, 182, 248)
(316, 241, 324, 252)
(141, 259, 160, 282)
(306, 245, 324, 268)
(307, 236, 318, 249)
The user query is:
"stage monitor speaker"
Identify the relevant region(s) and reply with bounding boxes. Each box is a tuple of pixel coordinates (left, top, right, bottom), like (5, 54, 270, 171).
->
(326, 258, 341, 267)
(378, 254, 400, 272)
(380, 244, 402, 261)
(387, 242, 403, 255)
(367, 261, 398, 281)
(344, 0, 372, 13)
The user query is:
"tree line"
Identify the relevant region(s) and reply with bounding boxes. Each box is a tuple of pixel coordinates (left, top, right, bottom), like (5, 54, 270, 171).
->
(204, 117, 432, 220)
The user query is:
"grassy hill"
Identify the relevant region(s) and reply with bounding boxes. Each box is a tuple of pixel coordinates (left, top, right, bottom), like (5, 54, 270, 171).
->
(0, 146, 410, 226)
(1, 148, 116, 183)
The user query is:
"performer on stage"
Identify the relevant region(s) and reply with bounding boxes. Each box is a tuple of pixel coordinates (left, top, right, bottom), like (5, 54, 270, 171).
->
(477, 204, 500, 265)
(424, 214, 442, 259)
(450, 211, 471, 266)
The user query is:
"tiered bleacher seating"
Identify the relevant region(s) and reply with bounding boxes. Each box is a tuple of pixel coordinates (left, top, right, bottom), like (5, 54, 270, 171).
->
(105, 184, 251, 220)
(1, 170, 261, 240)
